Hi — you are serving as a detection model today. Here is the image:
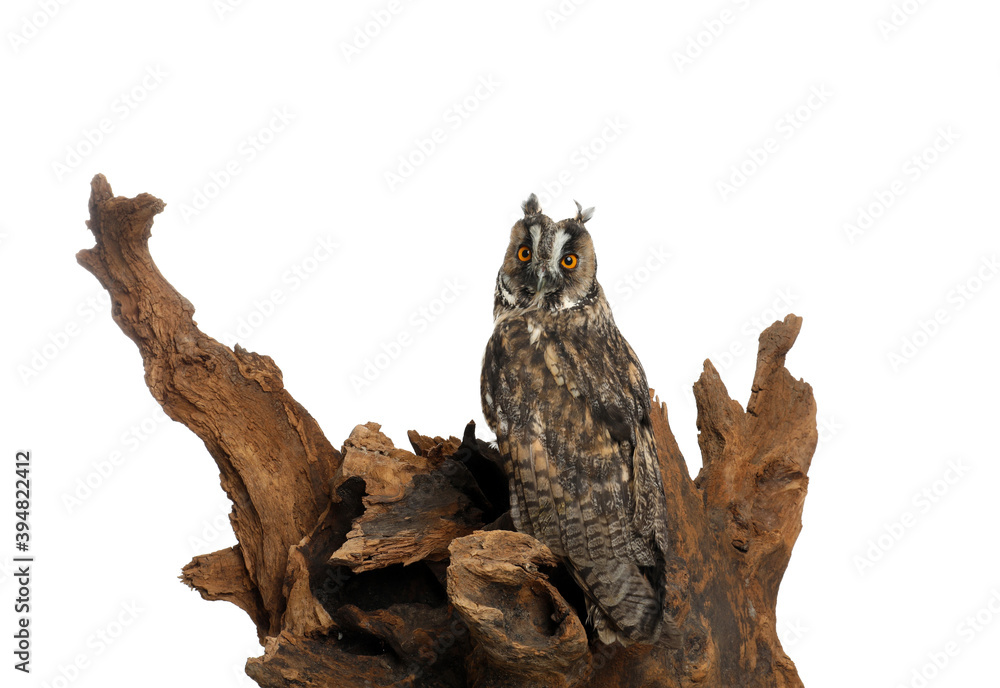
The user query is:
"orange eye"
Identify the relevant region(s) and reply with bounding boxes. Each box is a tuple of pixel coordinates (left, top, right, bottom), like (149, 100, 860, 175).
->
(561, 254, 578, 269)
(517, 246, 532, 262)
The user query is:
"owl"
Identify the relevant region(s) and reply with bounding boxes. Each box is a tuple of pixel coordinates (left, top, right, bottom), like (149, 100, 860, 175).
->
(480, 194, 679, 646)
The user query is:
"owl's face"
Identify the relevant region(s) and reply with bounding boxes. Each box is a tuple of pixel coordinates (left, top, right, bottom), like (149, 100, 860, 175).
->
(496, 195, 598, 313)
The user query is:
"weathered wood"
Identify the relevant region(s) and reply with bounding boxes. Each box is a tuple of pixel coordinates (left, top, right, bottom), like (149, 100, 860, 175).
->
(80, 175, 816, 688)
(447, 530, 591, 688)
(78, 174, 340, 637)
(180, 545, 270, 643)
(575, 315, 815, 688)
(329, 423, 483, 572)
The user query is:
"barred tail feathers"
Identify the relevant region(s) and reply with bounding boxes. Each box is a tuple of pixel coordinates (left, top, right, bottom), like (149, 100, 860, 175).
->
(570, 559, 660, 645)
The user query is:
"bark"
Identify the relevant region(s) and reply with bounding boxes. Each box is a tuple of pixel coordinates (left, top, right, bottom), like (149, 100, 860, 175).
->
(79, 174, 817, 688)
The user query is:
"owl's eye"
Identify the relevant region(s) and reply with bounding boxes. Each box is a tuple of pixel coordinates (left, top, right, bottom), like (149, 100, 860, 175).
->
(517, 246, 532, 262)
(561, 254, 578, 269)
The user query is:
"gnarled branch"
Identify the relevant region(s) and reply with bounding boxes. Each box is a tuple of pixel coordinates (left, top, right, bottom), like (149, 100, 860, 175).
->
(80, 175, 816, 687)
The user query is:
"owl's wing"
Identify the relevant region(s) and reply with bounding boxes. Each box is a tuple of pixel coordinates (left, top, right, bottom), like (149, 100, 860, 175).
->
(483, 315, 670, 643)
(538, 324, 667, 559)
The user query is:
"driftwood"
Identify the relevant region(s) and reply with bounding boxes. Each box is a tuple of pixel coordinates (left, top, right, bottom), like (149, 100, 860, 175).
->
(78, 174, 817, 688)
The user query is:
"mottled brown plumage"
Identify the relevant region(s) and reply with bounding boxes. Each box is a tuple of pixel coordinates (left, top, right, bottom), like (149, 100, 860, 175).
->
(481, 194, 679, 646)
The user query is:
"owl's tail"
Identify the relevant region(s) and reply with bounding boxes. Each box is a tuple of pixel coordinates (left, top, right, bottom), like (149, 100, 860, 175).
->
(570, 560, 681, 647)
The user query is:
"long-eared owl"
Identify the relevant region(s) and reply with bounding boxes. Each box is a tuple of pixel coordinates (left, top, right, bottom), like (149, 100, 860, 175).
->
(480, 194, 679, 646)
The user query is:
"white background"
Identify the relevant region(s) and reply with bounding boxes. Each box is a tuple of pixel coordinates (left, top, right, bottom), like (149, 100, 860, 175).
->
(2, 1, 998, 686)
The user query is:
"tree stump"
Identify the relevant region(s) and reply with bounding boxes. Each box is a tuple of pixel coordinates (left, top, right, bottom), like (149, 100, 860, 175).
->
(78, 174, 817, 688)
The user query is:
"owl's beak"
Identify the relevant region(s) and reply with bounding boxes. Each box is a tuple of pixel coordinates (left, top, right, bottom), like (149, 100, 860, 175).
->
(535, 269, 550, 296)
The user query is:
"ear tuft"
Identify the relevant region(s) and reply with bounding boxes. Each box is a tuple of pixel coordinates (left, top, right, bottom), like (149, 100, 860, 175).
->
(573, 200, 595, 224)
(522, 193, 542, 217)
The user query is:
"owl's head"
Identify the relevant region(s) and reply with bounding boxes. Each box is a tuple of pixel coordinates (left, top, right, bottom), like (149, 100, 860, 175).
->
(496, 193, 599, 313)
